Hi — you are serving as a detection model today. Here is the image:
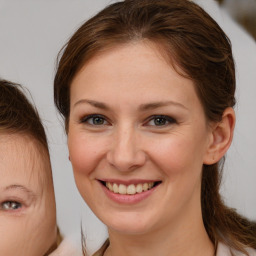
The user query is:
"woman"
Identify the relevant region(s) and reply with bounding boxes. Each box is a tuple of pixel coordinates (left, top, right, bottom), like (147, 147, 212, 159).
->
(54, 0, 256, 255)
(0, 79, 60, 255)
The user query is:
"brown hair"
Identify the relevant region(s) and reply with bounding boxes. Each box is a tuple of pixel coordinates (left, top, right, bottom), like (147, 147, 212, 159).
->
(0, 79, 48, 149)
(0, 79, 62, 254)
(54, 0, 256, 253)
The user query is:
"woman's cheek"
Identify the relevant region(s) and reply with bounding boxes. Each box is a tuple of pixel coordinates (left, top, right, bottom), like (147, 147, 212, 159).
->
(68, 134, 106, 175)
(149, 137, 191, 173)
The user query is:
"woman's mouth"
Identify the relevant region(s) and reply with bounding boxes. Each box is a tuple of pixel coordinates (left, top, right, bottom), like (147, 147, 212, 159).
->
(102, 181, 161, 195)
(99, 180, 162, 204)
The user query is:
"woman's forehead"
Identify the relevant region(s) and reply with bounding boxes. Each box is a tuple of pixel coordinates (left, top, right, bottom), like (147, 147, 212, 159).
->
(70, 42, 198, 112)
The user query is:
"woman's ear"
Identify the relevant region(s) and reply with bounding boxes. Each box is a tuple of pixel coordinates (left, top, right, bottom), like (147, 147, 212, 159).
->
(203, 107, 235, 165)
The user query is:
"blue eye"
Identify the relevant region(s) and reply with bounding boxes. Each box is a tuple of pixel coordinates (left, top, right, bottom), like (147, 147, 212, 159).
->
(81, 115, 108, 126)
(147, 115, 176, 126)
(1, 201, 22, 210)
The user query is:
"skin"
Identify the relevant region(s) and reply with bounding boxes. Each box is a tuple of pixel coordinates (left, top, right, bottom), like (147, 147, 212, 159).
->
(68, 41, 235, 256)
(0, 134, 57, 256)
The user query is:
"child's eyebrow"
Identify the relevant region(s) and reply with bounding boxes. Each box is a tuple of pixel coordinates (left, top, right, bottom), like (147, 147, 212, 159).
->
(4, 184, 37, 199)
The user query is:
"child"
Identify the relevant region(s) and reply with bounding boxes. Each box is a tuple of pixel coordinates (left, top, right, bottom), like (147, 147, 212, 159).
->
(0, 79, 59, 256)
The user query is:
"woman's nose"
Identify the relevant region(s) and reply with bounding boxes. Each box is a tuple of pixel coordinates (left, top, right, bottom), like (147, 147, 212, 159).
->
(106, 126, 146, 172)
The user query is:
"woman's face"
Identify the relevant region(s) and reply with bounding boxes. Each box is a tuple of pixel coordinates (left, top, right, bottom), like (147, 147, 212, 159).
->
(0, 134, 56, 256)
(68, 42, 213, 235)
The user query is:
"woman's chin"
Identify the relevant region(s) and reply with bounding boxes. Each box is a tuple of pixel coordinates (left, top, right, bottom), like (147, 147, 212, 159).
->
(104, 217, 153, 236)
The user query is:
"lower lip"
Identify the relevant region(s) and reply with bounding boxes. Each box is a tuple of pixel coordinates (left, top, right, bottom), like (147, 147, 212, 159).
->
(100, 183, 159, 204)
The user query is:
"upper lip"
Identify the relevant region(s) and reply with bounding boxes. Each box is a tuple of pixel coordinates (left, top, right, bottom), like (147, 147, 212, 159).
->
(98, 179, 161, 185)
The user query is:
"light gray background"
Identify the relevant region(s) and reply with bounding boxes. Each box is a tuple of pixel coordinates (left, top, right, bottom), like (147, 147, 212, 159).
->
(0, 1, 255, 255)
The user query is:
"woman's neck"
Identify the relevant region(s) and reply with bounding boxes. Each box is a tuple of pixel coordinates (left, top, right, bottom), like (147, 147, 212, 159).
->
(105, 213, 214, 256)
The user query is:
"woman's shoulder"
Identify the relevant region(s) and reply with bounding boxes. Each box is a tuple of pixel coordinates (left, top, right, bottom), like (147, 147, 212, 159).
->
(217, 242, 256, 256)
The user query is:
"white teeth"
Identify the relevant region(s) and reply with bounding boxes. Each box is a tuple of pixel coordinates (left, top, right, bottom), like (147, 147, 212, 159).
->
(113, 183, 119, 193)
(127, 184, 136, 195)
(105, 182, 155, 195)
(136, 184, 143, 193)
(106, 182, 113, 192)
(143, 183, 148, 191)
(119, 184, 127, 194)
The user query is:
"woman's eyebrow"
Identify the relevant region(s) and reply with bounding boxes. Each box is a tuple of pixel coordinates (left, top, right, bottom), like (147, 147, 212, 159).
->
(73, 99, 109, 110)
(138, 101, 188, 111)
(73, 99, 188, 111)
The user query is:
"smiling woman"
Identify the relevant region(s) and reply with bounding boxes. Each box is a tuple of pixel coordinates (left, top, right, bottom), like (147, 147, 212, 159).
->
(54, 0, 256, 256)
(0, 80, 59, 256)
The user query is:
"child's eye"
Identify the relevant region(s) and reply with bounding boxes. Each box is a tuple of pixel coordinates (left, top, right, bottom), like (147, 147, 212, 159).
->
(80, 114, 109, 126)
(1, 201, 22, 211)
(146, 115, 176, 127)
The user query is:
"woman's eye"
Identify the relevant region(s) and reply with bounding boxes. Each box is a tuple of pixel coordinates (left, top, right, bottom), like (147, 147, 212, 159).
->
(81, 115, 109, 126)
(1, 201, 22, 210)
(147, 115, 176, 127)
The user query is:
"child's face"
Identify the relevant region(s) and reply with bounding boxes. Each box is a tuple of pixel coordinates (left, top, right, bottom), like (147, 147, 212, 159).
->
(0, 134, 57, 256)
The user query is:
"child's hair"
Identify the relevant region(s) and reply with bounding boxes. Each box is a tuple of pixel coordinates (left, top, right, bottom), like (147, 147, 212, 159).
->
(54, 0, 256, 254)
(0, 79, 48, 149)
(0, 78, 62, 253)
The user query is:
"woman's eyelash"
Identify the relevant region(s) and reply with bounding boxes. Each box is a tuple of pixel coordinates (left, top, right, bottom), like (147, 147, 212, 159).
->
(80, 114, 109, 126)
(79, 114, 176, 127)
(146, 115, 176, 126)
(1, 201, 22, 211)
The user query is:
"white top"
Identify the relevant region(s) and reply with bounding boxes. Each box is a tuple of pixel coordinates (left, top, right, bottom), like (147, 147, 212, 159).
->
(48, 237, 82, 256)
(92, 240, 256, 256)
(217, 242, 256, 256)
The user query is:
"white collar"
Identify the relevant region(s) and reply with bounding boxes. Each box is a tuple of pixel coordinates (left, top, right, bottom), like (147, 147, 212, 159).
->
(216, 242, 256, 256)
